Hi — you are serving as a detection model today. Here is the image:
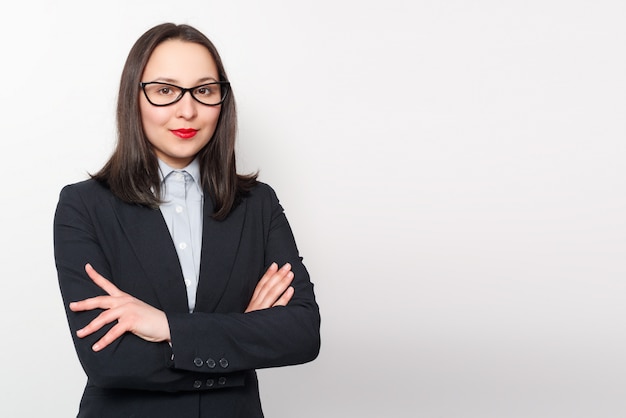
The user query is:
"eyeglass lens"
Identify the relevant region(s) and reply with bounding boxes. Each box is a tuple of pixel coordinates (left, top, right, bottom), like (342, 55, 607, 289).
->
(143, 82, 226, 106)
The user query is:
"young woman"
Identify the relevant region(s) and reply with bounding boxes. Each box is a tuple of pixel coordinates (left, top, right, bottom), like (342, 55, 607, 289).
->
(54, 22, 320, 417)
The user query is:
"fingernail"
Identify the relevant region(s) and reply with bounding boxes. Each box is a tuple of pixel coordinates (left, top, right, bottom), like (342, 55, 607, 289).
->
(92, 343, 100, 351)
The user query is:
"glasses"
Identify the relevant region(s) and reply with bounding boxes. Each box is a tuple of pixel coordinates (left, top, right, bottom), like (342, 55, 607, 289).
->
(139, 81, 230, 106)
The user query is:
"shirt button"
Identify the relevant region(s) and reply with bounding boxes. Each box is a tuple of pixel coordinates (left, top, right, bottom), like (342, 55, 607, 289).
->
(184, 279, 191, 287)
(176, 173, 184, 181)
(175, 205, 184, 213)
(179, 242, 187, 250)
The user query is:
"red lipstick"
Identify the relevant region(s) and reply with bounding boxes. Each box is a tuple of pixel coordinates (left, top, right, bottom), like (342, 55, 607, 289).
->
(171, 128, 198, 139)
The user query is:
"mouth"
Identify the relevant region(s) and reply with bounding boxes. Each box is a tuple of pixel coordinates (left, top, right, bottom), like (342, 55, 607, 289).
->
(171, 128, 198, 139)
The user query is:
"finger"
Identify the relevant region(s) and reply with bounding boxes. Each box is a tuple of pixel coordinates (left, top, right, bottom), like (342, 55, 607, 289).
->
(75, 307, 122, 338)
(266, 269, 294, 300)
(85, 263, 123, 296)
(272, 286, 294, 307)
(251, 262, 279, 300)
(255, 263, 292, 297)
(246, 270, 294, 312)
(91, 323, 128, 352)
(69, 295, 116, 312)
(279, 262, 292, 273)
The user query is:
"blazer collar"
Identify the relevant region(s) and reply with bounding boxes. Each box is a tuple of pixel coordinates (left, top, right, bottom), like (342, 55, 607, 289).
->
(111, 193, 247, 314)
(194, 196, 247, 313)
(112, 199, 189, 313)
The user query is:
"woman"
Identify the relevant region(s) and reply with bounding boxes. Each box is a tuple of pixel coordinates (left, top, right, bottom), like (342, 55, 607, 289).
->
(54, 22, 320, 417)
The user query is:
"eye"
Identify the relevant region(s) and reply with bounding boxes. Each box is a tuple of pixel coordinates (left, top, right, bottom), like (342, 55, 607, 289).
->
(195, 86, 214, 97)
(157, 86, 174, 96)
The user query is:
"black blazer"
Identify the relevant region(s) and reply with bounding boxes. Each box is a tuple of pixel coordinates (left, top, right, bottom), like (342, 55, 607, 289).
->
(54, 179, 320, 418)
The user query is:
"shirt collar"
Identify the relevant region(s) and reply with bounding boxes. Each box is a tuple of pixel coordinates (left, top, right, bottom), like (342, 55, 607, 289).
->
(157, 158, 203, 194)
(157, 158, 204, 200)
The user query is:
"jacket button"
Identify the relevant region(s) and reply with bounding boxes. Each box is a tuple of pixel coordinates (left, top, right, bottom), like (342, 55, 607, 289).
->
(219, 358, 229, 368)
(218, 377, 227, 385)
(193, 358, 203, 367)
(193, 380, 202, 389)
(206, 379, 214, 387)
(206, 358, 216, 368)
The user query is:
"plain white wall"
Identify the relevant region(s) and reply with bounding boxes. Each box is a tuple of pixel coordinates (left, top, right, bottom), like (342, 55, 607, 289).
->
(1, 1, 625, 417)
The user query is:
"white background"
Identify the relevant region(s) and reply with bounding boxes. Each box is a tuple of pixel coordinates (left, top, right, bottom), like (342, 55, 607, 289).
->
(1, 1, 625, 417)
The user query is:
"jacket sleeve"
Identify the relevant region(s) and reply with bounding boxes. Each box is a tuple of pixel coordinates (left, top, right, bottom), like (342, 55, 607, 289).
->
(54, 183, 249, 392)
(167, 184, 321, 374)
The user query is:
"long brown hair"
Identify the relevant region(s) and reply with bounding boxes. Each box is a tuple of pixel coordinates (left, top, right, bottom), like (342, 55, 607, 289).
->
(92, 23, 257, 220)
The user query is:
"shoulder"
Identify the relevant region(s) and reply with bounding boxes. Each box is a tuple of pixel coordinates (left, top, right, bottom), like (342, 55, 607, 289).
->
(243, 181, 283, 207)
(57, 179, 113, 207)
(247, 181, 277, 199)
(236, 181, 285, 219)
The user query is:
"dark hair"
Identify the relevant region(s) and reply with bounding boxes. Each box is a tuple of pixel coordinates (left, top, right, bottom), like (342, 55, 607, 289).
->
(92, 23, 257, 220)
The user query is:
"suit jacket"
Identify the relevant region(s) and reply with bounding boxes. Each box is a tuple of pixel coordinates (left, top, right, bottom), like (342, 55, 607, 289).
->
(54, 179, 321, 418)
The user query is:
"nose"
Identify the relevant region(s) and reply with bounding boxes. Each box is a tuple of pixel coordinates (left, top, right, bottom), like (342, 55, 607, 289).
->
(175, 90, 198, 119)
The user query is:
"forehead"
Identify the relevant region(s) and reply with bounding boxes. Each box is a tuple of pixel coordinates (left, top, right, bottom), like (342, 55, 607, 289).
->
(142, 39, 218, 82)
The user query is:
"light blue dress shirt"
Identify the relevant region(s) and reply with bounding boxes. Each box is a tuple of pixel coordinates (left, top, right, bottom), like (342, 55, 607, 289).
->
(157, 158, 204, 312)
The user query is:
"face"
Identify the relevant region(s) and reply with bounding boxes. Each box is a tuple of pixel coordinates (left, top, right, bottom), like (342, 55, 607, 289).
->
(140, 39, 222, 169)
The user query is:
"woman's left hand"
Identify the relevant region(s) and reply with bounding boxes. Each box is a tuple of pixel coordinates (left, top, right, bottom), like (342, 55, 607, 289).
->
(70, 263, 171, 352)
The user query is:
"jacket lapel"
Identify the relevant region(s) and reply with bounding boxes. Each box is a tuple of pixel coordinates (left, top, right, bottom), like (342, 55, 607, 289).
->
(194, 196, 247, 313)
(112, 199, 189, 313)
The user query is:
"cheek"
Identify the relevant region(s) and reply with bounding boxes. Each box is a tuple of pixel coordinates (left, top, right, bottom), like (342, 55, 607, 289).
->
(201, 107, 222, 131)
(140, 103, 170, 133)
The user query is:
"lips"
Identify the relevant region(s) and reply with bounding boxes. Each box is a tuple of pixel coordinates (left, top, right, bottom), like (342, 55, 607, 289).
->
(171, 128, 198, 139)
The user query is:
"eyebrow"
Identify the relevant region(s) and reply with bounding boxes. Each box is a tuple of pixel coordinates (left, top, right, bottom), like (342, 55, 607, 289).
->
(152, 76, 219, 85)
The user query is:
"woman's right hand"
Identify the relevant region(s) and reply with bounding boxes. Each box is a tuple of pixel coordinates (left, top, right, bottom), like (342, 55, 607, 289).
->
(70, 264, 171, 351)
(245, 262, 295, 313)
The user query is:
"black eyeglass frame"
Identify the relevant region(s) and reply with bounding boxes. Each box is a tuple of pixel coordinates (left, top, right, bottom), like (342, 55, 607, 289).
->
(139, 81, 231, 106)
